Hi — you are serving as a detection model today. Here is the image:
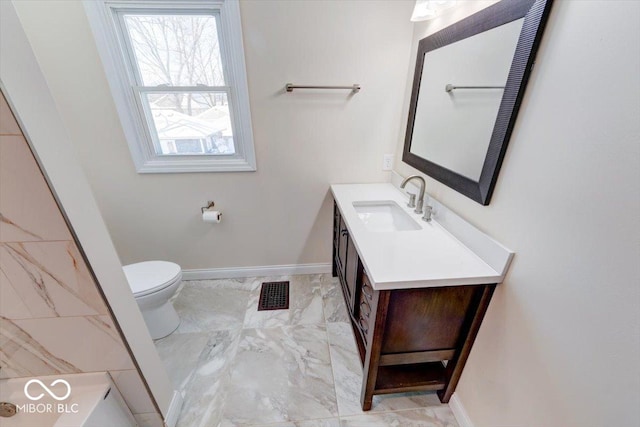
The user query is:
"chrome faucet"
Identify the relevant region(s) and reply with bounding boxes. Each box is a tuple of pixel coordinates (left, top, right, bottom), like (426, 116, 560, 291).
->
(400, 175, 426, 215)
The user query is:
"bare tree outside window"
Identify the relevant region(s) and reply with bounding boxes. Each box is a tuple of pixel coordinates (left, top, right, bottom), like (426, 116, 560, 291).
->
(123, 14, 234, 155)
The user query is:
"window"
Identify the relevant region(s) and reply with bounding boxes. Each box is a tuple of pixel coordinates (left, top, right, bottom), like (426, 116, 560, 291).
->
(84, 0, 256, 172)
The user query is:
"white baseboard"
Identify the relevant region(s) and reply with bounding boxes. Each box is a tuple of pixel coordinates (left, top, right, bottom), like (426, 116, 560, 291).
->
(182, 263, 332, 280)
(164, 390, 183, 427)
(449, 392, 474, 427)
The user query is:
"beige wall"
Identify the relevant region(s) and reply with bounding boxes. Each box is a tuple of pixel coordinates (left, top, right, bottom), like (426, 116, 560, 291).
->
(395, 1, 640, 425)
(14, 0, 415, 270)
(0, 91, 162, 425)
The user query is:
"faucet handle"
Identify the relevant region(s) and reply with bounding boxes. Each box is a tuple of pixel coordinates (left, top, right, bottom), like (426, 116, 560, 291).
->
(422, 205, 433, 222)
(406, 192, 416, 208)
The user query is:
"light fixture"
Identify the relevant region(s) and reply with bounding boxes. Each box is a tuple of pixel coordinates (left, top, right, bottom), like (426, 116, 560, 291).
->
(410, 0, 457, 22)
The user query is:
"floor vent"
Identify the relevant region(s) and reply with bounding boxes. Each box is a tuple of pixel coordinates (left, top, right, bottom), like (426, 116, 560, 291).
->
(258, 281, 290, 311)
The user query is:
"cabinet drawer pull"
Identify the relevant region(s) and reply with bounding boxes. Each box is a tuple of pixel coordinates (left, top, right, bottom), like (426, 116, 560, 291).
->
(359, 300, 371, 317)
(361, 275, 373, 292)
(359, 316, 369, 336)
(362, 286, 372, 300)
(341, 229, 348, 236)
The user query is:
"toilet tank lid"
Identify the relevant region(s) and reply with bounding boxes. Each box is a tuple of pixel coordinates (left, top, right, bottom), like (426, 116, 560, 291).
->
(123, 261, 181, 294)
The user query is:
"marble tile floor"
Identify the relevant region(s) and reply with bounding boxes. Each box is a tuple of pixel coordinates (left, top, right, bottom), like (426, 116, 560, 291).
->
(155, 274, 458, 427)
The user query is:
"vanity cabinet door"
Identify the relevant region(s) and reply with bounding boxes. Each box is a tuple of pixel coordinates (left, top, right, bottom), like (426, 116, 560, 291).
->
(333, 205, 353, 306)
(345, 237, 361, 312)
(333, 207, 340, 249)
(332, 207, 340, 277)
(333, 205, 345, 274)
(338, 217, 349, 280)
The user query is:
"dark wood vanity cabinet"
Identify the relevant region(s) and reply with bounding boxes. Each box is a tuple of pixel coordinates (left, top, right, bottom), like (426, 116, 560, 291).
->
(332, 202, 496, 410)
(333, 207, 361, 312)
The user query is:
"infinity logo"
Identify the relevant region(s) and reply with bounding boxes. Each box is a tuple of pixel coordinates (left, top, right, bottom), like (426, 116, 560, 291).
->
(24, 379, 72, 401)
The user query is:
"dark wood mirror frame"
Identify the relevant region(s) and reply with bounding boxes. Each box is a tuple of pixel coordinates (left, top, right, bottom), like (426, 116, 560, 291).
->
(402, 0, 553, 205)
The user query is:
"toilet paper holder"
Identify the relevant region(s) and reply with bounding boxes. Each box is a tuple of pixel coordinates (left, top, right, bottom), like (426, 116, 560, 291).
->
(201, 201, 215, 213)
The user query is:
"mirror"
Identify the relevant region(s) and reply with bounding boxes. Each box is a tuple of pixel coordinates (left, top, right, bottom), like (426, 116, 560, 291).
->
(403, 0, 553, 205)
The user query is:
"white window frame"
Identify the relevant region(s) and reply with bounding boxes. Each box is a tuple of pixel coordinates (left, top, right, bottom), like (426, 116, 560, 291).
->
(84, 0, 256, 173)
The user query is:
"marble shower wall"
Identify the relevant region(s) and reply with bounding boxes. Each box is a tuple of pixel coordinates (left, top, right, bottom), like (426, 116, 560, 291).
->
(0, 91, 162, 426)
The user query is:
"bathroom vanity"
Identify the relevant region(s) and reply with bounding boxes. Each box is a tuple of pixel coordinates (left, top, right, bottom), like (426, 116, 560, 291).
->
(331, 182, 513, 410)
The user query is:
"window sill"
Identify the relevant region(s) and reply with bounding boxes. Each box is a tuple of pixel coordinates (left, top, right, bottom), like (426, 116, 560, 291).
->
(135, 156, 257, 173)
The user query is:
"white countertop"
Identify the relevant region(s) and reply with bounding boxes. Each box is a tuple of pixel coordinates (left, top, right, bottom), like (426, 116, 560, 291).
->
(331, 183, 514, 290)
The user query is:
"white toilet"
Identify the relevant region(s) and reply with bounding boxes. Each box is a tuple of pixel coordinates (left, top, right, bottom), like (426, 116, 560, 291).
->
(123, 260, 182, 339)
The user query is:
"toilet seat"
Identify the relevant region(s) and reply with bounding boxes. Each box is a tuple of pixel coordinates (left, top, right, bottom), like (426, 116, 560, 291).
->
(123, 261, 182, 297)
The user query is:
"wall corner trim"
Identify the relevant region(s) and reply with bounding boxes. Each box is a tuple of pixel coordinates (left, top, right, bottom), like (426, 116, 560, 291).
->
(164, 390, 183, 427)
(449, 392, 475, 427)
(182, 263, 332, 280)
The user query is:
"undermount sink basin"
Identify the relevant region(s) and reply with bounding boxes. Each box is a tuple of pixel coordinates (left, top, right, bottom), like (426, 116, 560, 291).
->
(353, 200, 421, 232)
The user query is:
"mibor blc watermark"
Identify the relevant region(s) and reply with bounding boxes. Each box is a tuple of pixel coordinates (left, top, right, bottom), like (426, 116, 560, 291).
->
(17, 378, 79, 414)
